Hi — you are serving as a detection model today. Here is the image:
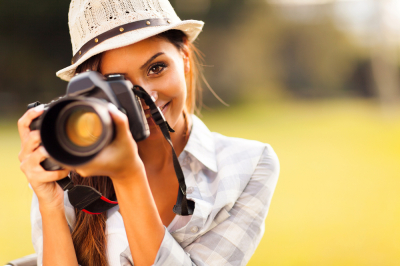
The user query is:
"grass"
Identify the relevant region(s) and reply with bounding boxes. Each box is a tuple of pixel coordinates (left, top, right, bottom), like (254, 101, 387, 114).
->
(1, 99, 400, 265)
(0, 121, 34, 262)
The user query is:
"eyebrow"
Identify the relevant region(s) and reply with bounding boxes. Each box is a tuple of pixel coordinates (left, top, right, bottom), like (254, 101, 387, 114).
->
(140, 52, 164, 70)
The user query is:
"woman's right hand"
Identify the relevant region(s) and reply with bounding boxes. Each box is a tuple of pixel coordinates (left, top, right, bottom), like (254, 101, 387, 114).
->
(18, 105, 70, 212)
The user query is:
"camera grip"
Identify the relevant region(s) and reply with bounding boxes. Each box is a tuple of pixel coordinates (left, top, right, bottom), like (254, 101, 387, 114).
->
(40, 158, 63, 171)
(109, 81, 149, 141)
(27, 101, 42, 131)
(29, 117, 40, 131)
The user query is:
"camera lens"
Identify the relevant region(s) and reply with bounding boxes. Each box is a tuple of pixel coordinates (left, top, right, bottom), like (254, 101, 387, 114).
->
(66, 110, 103, 147)
(54, 99, 114, 158)
(38, 97, 115, 166)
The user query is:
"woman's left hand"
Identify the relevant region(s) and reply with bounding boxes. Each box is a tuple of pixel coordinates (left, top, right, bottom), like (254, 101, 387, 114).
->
(72, 103, 144, 181)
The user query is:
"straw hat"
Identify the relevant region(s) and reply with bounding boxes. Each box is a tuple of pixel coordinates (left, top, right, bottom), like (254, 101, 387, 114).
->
(56, 0, 204, 81)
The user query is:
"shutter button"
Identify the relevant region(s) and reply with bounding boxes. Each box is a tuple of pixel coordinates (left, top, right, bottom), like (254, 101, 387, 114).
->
(190, 226, 199, 233)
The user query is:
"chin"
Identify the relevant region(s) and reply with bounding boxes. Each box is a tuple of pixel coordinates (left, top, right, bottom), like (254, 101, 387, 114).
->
(145, 118, 164, 140)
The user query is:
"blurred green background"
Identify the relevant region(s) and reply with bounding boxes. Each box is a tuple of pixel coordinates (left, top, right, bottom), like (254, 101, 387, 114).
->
(1, 0, 400, 265)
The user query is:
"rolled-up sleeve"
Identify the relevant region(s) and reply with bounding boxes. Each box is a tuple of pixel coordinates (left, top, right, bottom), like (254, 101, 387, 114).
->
(154, 227, 197, 265)
(31, 192, 44, 266)
(153, 145, 280, 266)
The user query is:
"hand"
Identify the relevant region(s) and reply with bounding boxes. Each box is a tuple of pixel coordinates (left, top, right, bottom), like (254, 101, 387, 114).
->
(18, 105, 70, 211)
(73, 103, 144, 182)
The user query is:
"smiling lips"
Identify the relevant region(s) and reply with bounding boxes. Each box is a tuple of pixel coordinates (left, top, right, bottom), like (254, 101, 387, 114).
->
(144, 101, 170, 119)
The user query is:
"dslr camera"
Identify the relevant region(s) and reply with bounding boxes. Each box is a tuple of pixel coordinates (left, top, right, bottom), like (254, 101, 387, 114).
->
(29, 71, 149, 170)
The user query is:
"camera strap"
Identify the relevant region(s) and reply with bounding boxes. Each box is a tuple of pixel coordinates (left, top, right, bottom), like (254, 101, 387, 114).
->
(55, 87, 194, 216)
(57, 175, 119, 215)
(133, 86, 194, 216)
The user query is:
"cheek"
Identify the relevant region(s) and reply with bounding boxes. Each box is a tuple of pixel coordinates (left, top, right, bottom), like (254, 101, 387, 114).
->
(154, 73, 187, 124)
(169, 74, 187, 111)
(152, 68, 187, 102)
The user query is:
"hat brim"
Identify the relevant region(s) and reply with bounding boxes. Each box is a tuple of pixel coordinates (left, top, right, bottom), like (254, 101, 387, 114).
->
(56, 20, 204, 81)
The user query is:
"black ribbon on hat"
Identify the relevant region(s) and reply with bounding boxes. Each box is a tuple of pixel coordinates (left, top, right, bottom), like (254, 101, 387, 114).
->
(71, 18, 172, 65)
(55, 86, 194, 216)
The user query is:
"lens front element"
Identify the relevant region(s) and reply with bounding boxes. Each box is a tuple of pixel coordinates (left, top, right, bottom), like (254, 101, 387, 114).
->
(66, 110, 103, 147)
(55, 99, 114, 158)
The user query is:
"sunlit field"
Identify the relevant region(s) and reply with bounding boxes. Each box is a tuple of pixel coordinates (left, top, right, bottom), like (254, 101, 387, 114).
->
(1, 99, 399, 265)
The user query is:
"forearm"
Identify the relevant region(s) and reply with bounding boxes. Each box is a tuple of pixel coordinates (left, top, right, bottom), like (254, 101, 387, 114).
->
(112, 165, 165, 266)
(40, 207, 78, 266)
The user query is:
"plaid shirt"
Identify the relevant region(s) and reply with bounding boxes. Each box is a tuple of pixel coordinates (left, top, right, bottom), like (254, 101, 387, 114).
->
(31, 115, 279, 266)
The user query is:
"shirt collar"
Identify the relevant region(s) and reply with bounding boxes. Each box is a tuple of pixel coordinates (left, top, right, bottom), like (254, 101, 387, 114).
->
(182, 115, 218, 172)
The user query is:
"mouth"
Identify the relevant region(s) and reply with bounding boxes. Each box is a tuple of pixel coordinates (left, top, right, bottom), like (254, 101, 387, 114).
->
(144, 101, 171, 119)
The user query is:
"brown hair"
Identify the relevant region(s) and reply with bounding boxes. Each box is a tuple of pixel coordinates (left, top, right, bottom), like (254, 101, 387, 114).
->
(72, 30, 202, 266)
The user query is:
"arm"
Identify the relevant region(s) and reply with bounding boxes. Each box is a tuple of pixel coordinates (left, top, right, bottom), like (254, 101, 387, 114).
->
(111, 170, 166, 266)
(30, 104, 174, 266)
(31, 191, 78, 266)
(41, 207, 77, 266)
(19, 106, 78, 266)
(71, 104, 166, 266)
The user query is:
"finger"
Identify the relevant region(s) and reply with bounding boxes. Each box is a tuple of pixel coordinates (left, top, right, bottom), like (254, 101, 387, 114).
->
(37, 168, 71, 184)
(29, 147, 73, 174)
(108, 103, 130, 141)
(26, 167, 70, 187)
(20, 146, 48, 177)
(19, 130, 41, 162)
(18, 105, 44, 141)
(29, 146, 49, 166)
(21, 147, 70, 184)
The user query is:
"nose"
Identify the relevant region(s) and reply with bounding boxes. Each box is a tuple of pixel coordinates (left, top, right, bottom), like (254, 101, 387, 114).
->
(139, 88, 158, 110)
(148, 90, 158, 102)
(129, 76, 158, 101)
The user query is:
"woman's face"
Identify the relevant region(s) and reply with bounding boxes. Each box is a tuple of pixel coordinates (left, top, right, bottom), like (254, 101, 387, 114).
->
(100, 36, 189, 138)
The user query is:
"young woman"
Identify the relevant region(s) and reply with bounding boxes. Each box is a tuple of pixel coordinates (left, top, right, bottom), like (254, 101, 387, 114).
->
(17, 0, 279, 265)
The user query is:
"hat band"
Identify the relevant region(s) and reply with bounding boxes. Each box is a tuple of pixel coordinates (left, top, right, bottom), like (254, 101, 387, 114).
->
(71, 18, 172, 64)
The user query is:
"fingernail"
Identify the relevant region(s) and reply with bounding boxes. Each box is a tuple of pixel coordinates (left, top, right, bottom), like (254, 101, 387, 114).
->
(34, 105, 44, 112)
(108, 103, 119, 113)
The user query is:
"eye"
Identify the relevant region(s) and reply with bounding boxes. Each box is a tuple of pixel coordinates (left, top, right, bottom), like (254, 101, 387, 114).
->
(148, 62, 167, 76)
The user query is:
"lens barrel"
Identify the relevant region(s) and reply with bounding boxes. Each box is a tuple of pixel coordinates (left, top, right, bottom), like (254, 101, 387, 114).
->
(39, 97, 114, 166)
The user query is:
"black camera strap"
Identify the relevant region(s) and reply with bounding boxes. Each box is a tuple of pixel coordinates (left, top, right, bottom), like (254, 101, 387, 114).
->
(55, 87, 194, 216)
(133, 86, 194, 216)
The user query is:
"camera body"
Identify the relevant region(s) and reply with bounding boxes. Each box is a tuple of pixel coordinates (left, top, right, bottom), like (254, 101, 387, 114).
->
(29, 71, 149, 169)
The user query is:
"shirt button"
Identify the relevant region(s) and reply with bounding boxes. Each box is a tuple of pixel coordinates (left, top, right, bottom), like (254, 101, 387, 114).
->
(190, 226, 199, 233)
(186, 187, 194, 194)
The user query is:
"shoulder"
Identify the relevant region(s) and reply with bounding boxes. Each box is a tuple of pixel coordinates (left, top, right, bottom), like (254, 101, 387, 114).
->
(189, 114, 279, 178)
(212, 131, 278, 166)
(202, 114, 279, 174)
(211, 132, 279, 191)
(187, 115, 279, 210)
